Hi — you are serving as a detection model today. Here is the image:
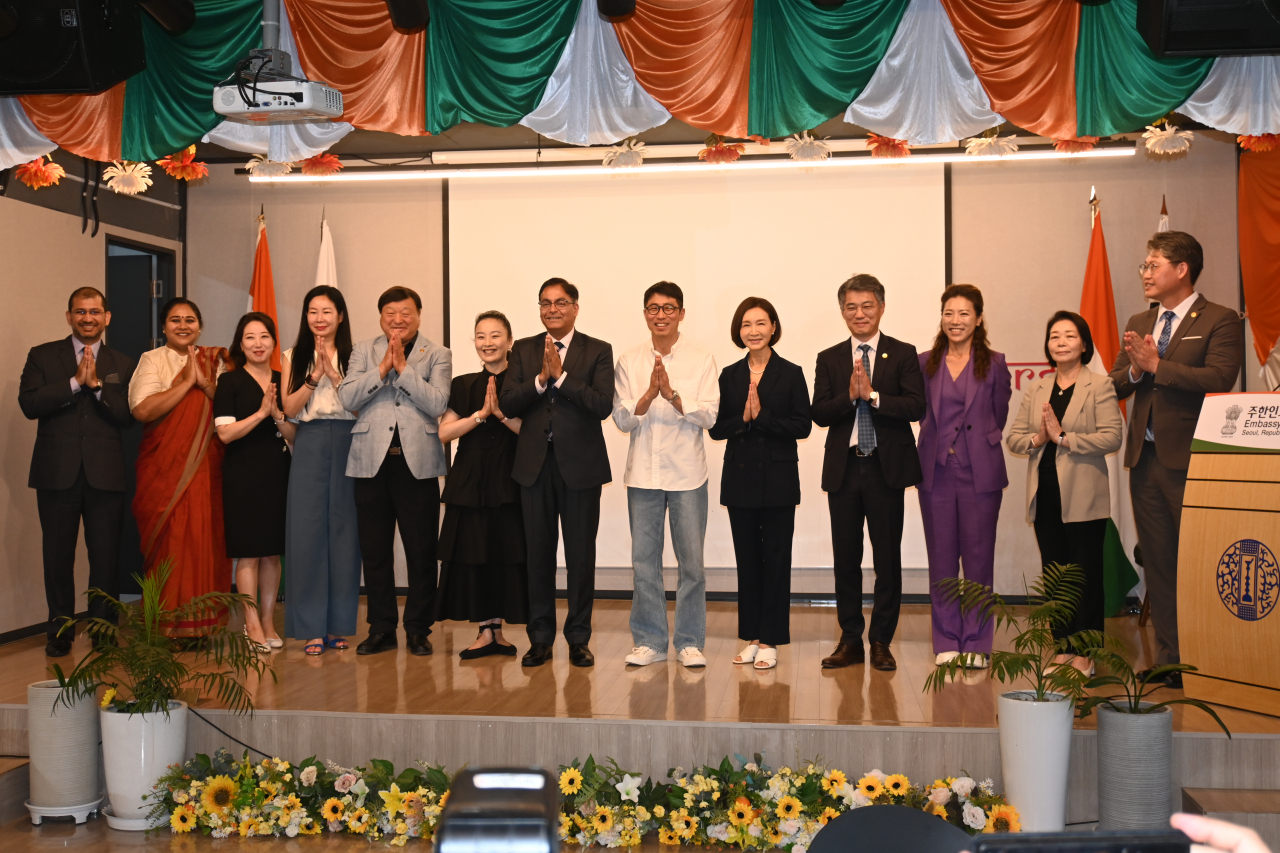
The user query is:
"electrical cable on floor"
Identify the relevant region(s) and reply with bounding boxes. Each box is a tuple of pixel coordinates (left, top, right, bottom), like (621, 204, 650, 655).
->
(188, 707, 270, 759)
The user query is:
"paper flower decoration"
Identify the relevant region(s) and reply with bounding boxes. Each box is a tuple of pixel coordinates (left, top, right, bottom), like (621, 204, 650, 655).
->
(964, 133, 1019, 157)
(698, 135, 745, 165)
(748, 134, 771, 147)
(1053, 136, 1099, 154)
(156, 145, 208, 181)
(300, 153, 343, 176)
(103, 161, 153, 195)
(1238, 134, 1279, 153)
(1143, 123, 1193, 156)
(783, 131, 832, 162)
(602, 138, 647, 168)
(246, 154, 292, 177)
(14, 155, 65, 190)
(866, 133, 910, 159)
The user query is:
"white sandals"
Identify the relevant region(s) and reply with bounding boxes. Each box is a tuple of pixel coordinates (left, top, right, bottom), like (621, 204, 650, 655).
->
(753, 648, 778, 670)
(733, 644, 759, 665)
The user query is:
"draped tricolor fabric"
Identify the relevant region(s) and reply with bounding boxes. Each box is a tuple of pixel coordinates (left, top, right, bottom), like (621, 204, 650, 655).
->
(19, 85, 126, 162)
(0, 97, 55, 170)
(1179, 56, 1280, 137)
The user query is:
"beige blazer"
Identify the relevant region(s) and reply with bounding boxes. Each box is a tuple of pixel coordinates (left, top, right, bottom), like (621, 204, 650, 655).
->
(1006, 369, 1123, 524)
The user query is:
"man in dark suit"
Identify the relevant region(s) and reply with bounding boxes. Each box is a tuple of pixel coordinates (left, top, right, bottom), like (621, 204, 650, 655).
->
(811, 274, 926, 672)
(501, 277, 614, 668)
(1110, 231, 1243, 682)
(19, 287, 136, 657)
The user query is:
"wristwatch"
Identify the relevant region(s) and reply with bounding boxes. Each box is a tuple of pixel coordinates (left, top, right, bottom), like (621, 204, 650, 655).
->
(669, 390, 681, 406)
(869, 390, 880, 406)
(475, 415, 486, 424)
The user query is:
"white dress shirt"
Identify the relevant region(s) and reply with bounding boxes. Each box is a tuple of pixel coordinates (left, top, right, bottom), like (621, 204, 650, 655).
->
(850, 332, 881, 448)
(282, 346, 354, 422)
(613, 335, 720, 491)
(534, 328, 574, 394)
(128, 345, 227, 412)
(69, 337, 103, 399)
(1131, 291, 1199, 440)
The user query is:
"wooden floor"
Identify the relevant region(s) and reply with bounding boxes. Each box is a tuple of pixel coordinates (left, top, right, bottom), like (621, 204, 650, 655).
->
(2, 600, 1276, 734)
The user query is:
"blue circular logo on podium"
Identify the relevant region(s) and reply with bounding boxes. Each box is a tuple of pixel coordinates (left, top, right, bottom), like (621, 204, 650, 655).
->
(1216, 539, 1279, 622)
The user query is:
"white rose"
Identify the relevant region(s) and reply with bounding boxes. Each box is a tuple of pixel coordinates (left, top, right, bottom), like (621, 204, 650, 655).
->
(951, 777, 977, 799)
(929, 787, 952, 806)
(300, 766, 317, 787)
(962, 803, 987, 830)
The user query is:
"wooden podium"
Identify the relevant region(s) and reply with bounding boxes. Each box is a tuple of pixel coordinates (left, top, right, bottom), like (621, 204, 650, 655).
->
(1179, 392, 1280, 716)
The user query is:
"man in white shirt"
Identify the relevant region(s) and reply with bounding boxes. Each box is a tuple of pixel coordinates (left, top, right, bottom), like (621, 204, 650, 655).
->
(613, 282, 720, 667)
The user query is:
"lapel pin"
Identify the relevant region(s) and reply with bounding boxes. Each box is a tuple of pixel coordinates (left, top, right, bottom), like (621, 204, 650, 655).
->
(881, 352, 888, 358)
(1190, 312, 1198, 319)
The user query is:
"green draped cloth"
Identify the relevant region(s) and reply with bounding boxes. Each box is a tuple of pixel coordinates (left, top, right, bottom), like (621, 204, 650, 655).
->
(427, 0, 581, 136)
(748, 0, 909, 140)
(121, 0, 261, 161)
(1075, 0, 1212, 138)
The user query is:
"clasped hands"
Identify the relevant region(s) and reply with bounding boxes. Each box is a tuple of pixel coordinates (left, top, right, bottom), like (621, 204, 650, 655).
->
(309, 334, 342, 386)
(74, 346, 101, 391)
(641, 355, 676, 404)
(1035, 402, 1067, 449)
(257, 381, 284, 424)
(474, 375, 505, 422)
(378, 331, 409, 379)
(742, 378, 762, 423)
(171, 345, 211, 392)
(1123, 330, 1161, 376)
(536, 334, 564, 387)
(848, 359, 873, 403)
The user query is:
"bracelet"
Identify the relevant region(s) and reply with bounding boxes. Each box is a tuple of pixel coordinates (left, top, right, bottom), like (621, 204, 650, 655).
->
(305, 376, 319, 389)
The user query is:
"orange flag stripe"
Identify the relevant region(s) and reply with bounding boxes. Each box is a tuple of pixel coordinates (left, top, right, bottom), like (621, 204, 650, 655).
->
(250, 222, 283, 373)
(20, 83, 126, 162)
(1239, 150, 1280, 366)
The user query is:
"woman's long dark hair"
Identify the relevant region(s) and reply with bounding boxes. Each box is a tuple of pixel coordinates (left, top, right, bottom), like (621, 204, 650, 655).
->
(288, 286, 352, 392)
(925, 283, 993, 381)
(228, 311, 277, 369)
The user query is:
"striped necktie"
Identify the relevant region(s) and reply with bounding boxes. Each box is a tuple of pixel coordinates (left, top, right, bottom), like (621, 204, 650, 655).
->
(856, 344, 877, 451)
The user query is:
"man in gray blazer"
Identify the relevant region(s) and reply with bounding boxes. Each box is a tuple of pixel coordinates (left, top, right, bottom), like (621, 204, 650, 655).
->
(338, 286, 451, 656)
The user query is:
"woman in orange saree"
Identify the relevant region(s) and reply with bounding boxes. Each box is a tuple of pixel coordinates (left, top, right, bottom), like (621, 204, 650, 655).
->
(128, 298, 231, 636)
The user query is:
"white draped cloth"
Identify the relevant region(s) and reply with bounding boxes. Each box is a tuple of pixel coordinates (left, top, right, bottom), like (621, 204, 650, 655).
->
(0, 96, 55, 171)
(844, 0, 1002, 145)
(1179, 56, 1280, 136)
(519, 0, 670, 146)
(202, 1, 352, 161)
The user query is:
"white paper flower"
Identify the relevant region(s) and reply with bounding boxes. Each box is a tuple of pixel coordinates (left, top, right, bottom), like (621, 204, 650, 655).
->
(963, 803, 987, 830)
(951, 776, 977, 799)
(102, 161, 153, 195)
(784, 131, 831, 162)
(964, 134, 1019, 157)
(849, 788, 871, 808)
(866, 769, 888, 782)
(300, 765, 317, 786)
(979, 778, 995, 796)
(929, 786, 952, 805)
(603, 138, 647, 168)
(246, 154, 293, 177)
(1143, 123, 1194, 155)
(614, 774, 642, 803)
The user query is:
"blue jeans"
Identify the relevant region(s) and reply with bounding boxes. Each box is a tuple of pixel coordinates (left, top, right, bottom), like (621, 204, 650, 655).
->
(627, 483, 708, 652)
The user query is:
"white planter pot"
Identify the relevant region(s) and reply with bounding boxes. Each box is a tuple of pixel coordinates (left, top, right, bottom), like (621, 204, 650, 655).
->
(997, 691, 1074, 832)
(1096, 704, 1173, 830)
(26, 680, 101, 812)
(100, 701, 187, 830)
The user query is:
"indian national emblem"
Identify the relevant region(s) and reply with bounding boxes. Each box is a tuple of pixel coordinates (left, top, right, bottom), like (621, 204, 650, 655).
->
(1216, 539, 1279, 621)
(1221, 404, 1243, 436)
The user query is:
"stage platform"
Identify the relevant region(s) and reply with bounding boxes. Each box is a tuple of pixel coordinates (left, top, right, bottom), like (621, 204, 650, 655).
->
(2, 601, 1277, 829)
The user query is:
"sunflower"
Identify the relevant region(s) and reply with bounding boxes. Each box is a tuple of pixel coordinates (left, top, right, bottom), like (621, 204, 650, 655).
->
(559, 814, 573, 838)
(659, 827, 680, 845)
(559, 767, 583, 795)
(300, 818, 322, 835)
(767, 828, 784, 845)
(819, 807, 840, 825)
(983, 804, 1021, 834)
(856, 775, 883, 798)
(775, 795, 802, 819)
(347, 807, 371, 833)
(322, 798, 344, 821)
(673, 812, 698, 839)
(169, 806, 195, 833)
(592, 807, 614, 833)
(201, 775, 236, 814)
(885, 774, 910, 796)
(439, 790, 450, 809)
(823, 769, 848, 793)
(260, 781, 280, 798)
(729, 798, 752, 826)
(927, 802, 949, 818)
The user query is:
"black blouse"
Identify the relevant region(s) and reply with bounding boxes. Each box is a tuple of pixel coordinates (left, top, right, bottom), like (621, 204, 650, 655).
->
(1038, 380, 1075, 483)
(440, 369, 519, 508)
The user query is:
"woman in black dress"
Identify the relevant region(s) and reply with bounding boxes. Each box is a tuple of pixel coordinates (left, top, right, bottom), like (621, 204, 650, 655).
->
(213, 312, 295, 651)
(434, 310, 527, 659)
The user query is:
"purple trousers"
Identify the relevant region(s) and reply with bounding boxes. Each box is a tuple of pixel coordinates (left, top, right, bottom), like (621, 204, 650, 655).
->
(919, 455, 1002, 653)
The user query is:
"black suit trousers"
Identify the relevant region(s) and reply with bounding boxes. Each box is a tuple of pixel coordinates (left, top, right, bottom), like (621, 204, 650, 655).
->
(522, 443, 601, 646)
(37, 465, 123, 638)
(829, 449, 904, 645)
(727, 505, 795, 646)
(354, 451, 439, 635)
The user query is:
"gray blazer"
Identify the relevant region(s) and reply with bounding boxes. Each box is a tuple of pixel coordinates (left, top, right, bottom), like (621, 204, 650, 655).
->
(338, 334, 452, 479)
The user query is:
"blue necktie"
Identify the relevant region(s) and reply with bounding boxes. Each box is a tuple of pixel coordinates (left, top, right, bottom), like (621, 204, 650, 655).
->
(856, 344, 877, 451)
(1156, 310, 1176, 357)
(547, 340, 564, 441)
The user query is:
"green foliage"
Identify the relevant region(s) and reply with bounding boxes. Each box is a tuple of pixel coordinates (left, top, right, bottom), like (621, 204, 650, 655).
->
(1076, 643, 1232, 738)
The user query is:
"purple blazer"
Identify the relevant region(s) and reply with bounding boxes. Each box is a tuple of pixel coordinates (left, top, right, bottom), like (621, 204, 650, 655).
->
(916, 350, 1012, 494)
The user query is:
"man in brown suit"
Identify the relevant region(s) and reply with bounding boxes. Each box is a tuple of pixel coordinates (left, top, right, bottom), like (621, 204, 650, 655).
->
(1110, 231, 1243, 682)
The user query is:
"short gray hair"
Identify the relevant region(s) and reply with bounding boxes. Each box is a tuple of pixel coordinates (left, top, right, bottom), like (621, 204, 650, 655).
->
(837, 274, 885, 306)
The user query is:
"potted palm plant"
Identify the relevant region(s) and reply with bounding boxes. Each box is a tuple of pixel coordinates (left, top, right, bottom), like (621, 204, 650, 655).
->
(53, 560, 271, 830)
(925, 563, 1095, 833)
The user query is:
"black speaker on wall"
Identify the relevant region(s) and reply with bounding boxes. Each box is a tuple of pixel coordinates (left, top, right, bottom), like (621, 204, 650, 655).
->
(1137, 0, 1280, 56)
(598, 0, 635, 16)
(386, 0, 429, 30)
(0, 0, 145, 94)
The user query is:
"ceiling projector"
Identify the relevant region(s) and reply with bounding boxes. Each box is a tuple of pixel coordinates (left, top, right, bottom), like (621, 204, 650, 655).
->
(213, 48, 342, 125)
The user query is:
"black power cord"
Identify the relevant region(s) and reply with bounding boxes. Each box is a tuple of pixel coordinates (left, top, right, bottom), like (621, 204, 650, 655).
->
(188, 706, 271, 759)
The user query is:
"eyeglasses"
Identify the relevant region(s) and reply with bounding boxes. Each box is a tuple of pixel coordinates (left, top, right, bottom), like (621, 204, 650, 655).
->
(71, 309, 105, 317)
(1138, 262, 1169, 274)
(644, 304, 680, 316)
(538, 299, 576, 310)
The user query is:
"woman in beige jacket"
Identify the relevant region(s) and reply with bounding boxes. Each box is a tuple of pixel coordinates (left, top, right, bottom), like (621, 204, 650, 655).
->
(1007, 311, 1123, 673)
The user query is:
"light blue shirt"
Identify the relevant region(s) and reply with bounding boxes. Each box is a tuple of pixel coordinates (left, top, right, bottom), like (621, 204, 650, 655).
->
(69, 337, 103, 399)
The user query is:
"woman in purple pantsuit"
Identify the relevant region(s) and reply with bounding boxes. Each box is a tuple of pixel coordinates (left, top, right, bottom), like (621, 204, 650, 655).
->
(916, 284, 1012, 669)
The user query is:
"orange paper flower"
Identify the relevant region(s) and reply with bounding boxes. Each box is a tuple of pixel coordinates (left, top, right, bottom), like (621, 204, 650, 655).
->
(866, 134, 910, 158)
(698, 135, 745, 165)
(1239, 134, 1280, 153)
(300, 153, 343, 176)
(14, 155, 66, 190)
(156, 145, 208, 181)
(747, 134, 771, 147)
(1053, 136, 1099, 153)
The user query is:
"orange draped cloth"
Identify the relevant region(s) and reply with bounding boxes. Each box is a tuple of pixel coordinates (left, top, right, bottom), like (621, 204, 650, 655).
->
(284, 0, 427, 137)
(615, 0, 754, 139)
(132, 347, 230, 636)
(19, 83, 126, 162)
(1239, 151, 1280, 366)
(939, 0, 1078, 140)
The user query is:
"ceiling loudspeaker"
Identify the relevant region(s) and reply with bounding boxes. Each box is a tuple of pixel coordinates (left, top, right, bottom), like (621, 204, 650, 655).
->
(1138, 0, 1280, 56)
(0, 0, 145, 95)
(139, 0, 195, 35)
(385, 0, 428, 30)
(597, 0, 636, 16)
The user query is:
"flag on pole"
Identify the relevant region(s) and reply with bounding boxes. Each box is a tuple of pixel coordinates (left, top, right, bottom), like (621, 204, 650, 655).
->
(249, 212, 282, 372)
(315, 217, 337, 288)
(1157, 195, 1170, 232)
(1078, 188, 1140, 615)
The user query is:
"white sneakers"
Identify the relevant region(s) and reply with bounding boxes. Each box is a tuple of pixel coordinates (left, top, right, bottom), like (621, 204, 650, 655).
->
(624, 646, 707, 667)
(935, 651, 960, 666)
(677, 647, 707, 668)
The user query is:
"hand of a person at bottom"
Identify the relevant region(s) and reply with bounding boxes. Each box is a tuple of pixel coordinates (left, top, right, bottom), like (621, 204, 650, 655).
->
(1172, 813, 1273, 853)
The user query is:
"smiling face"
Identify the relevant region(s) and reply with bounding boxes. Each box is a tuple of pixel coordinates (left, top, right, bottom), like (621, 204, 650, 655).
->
(66, 294, 111, 345)
(941, 296, 980, 347)
(841, 289, 884, 342)
(380, 298, 421, 341)
(739, 307, 776, 353)
(539, 284, 579, 337)
(164, 303, 202, 351)
(307, 295, 342, 339)
(240, 320, 274, 366)
(473, 317, 511, 367)
(645, 293, 684, 343)
(1047, 319, 1085, 368)
(1141, 249, 1193, 307)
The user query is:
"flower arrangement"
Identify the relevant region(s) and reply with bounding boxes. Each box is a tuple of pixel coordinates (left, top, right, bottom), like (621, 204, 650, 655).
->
(698, 134, 746, 165)
(1238, 134, 1279, 153)
(14, 155, 66, 190)
(556, 756, 664, 847)
(156, 146, 209, 181)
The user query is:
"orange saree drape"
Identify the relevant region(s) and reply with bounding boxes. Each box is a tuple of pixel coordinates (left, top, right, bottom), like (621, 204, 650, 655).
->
(19, 84, 126, 162)
(1239, 150, 1280, 366)
(132, 347, 230, 635)
(939, 0, 1079, 140)
(614, 0, 754, 139)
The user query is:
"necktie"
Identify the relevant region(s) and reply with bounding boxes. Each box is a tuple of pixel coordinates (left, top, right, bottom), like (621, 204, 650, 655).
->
(1156, 310, 1176, 357)
(548, 340, 564, 441)
(856, 344, 877, 451)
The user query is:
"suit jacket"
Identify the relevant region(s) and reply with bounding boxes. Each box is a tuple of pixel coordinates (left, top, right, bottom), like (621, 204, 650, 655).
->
(1109, 294, 1243, 470)
(337, 334, 452, 479)
(19, 336, 136, 492)
(811, 334, 926, 492)
(916, 350, 1012, 494)
(1006, 369, 1124, 524)
(708, 352, 812, 508)
(500, 330, 614, 490)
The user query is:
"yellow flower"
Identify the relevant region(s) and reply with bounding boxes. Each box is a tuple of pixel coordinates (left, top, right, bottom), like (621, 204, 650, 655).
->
(99, 687, 117, 708)
(395, 820, 409, 835)
(559, 767, 584, 795)
(559, 814, 572, 838)
(300, 819, 322, 835)
(572, 814, 587, 830)
(711, 791, 720, 800)
(819, 807, 840, 825)
(390, 835, 408, 848)
(806, 764, 816, 775)
(653, 805, 665, 819)
(728, 798, 752, 827)
(347, 808, 370, 833)
(260, 781, 280, 798)
(273, 758, 290, 772)
(767, 829, 783, 845)
(885, 774, 910, 795)
(592, 807, 613, 833)
(201, 775, 236, 815)
(173, 789, 189, 804)
(856, 775, 883, 798)
(323, 798, 344, 821)
(169, 806, 195, 833)
(823, 769, 848, 793)
(238, 818, 252, 837)
(779, 767, 792, 776)
(983, 804, 1021, 834)
(927, 802, 949, 818)
(438, 791, 450, 809)
(659, 828, 679, 845)
(775, 795, 801, 819)
(675, 814, 698, 840)
(636, 806, 650, 822)
(380, 784, 406, 816)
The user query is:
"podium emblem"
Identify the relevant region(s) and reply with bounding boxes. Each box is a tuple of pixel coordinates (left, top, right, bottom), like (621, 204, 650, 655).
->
(1221, 404, 1243, 436)
(1216, 539, 1278, 621)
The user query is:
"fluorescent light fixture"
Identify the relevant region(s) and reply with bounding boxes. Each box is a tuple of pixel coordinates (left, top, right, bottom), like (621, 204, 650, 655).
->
(249, 146, 1135, 183)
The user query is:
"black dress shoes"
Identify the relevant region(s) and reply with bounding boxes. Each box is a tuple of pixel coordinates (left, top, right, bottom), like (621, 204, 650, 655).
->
(356, 632, 398, 656)
(407, 634, 433, 656)
(45, 637, 72, 658)
(522, 642, 553, 667)
(1137, 667, 1183, 689)
(869, 641, 897, 672)
(821, 640, 865, 669)
(569, 643, 595, 668)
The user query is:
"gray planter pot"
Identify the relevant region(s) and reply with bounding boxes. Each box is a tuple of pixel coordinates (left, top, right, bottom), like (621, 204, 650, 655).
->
(1097, 703, 1173, 829)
